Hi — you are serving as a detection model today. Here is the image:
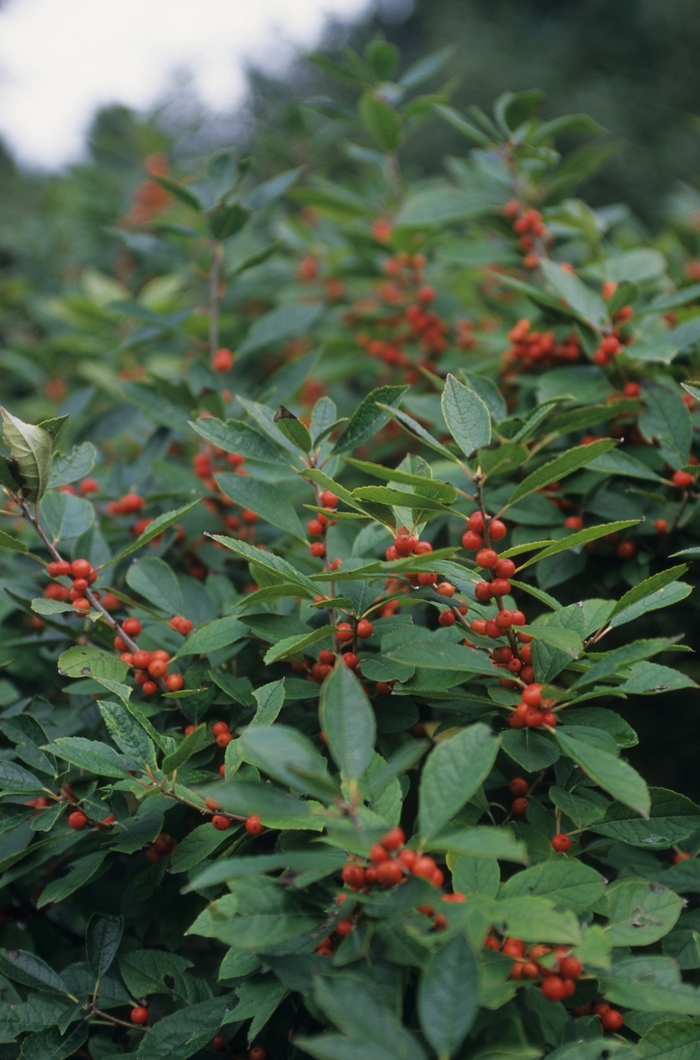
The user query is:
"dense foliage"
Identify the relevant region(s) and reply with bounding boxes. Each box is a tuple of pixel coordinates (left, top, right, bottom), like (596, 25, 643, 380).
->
(4, 40, 700, 1060)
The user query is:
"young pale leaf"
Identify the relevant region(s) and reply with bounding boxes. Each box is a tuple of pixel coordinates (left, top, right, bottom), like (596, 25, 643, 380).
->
(505, 438, 616, 508)
(441, 373, 491, 458)
(418, 934, 478, 1059)
(0, 408, 53, 503)
(87, 913, 124, 979)
(418, 723, 500, 845)
(320, 663, 376, 784)
(332, 385, 408, 455)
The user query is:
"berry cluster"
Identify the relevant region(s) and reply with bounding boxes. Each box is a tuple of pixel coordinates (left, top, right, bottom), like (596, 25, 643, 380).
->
(146, 831, 177, 864)
(340, 828, 444, 892)
(306, 488, 340, 559)
(503, 201, 549, 269)
(116, 622, 184, 695)
(484, 934, 586, 999)
(503, 318, 581, 372)
(573, 1002, 625, 1033)
(45, 556, 98, 613)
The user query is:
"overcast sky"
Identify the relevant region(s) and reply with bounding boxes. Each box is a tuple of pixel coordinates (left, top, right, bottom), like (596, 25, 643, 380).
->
(0, 0, 395, 169)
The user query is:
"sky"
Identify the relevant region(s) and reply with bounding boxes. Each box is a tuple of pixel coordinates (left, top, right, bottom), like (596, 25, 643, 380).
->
(0, 0, 396, 169)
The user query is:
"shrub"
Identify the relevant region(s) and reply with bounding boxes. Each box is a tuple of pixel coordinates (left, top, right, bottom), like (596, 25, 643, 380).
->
(2, 40, 700, 1060)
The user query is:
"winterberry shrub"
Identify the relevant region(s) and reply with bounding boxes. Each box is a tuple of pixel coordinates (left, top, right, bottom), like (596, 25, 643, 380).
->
(2, 38, 700, 1060)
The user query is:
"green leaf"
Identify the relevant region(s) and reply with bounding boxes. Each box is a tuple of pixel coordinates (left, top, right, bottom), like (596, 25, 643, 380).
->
(119, 949, 193, 998)
(386, 639, 495, 674)
(418, 934, 478, 1059)
(175, 616, 248, 657)
(0, 407, 53, 502)
(57, 646, 129, 683)
(39, 491, 94, 542)
(49, 736, 130, 778)
(418, 723, 499, 845)
(249, 680, 286, 728)
(215, 473, 305, 539)
(18, 1025, 88, 1060)
(313, 975, 427, 1060)
(531, 604, 585, 683)
(107, 499, 200, 565)
(0, 760, 45, 794)
(135, 996, 234, 1060)
(351, 485, 450, 512)
(238, 725, 338, 800)
(98, 700, 157, 772)
(499, 860, 605, 913)
(47, 441, 96, 489)
(236, 974, 287, 1041)
(162, 724, 208, 773)
(125, 556, 183, 615)
(639, 385, 692, 464)
(359, 92, 402, 152)
(505, 439, 616, 507)
(637, 1020, 700, 1060)
(0, 948, 70, 995)
(169, 823, 233, 874)
(600, 957, 700, 1016)
(609, 580, 692, 630)
(208, 535, 317, 592)
(273, 406, 313, 452)
(377, 404, 457, 459)
(343, 458, 457, 501)
(320, 662, 376, 785)
(502, 729, 560, 771)
(428, 826, 527, 862)
(603, 878, 683, 946)
(0, 527, 28, 553)
(189, 416, 280, 462)
(591, 788, 700, 849)
(243, 166, 303, 210)
(151, 173, 203, 210)
(208, 201, 250, 239)
(37, 851, 108, 907)
(491, 896, 582, 945)
(441, 374, 491, 458)
(517, 520, 641, 570)
(87, 913, 123, 979)
(572, 637, 683, 690)
(263, 626, 336, 665)
(332, 385, 408, 456)
(238, 302, 323, 357)
(556, 729, 649, 816)
(540, 260, 607, 327)
(610, 566, 688, 620)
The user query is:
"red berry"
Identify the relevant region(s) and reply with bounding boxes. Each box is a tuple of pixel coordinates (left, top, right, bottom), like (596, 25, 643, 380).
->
(211, 815, 230, 830)
(310, 542, 326, 558)
(130, 1006, 149, 1024)
(461, 530, 483, 551)
(213, 347, 234, 372)
(601, 1010, 624, 1032)
(476, 548, 498, 569)
(673, 469, 694, 488)
(413, 856, 437, 879)
(564, 516, 583, 530)
(376, 860, 403, 886)
(133, 650, 152, 669)
(166, 673, 184, 692)
(142, 681, 158, 696)
(357, 619, 373, 638)
(70, 558, 91, 578)
(491, 579, 511, 597)
(68, 811, 88, 830)
(212, 721, 230, 736)
(470, 619, 487, 635)
(320, 490, 338, 508)
(381, 827, 404, 850)
(511, 798, 528, 816)
(245, 815, 264, 836)
(439, 610, 456, 627)
(343, 652, 359, 669)
(216, 732, 233, 747)
(394, 533, 417, 556)
(436, 582, 455, 597)
(541, 712, 558, 727)
(551, 833, 571, 853)
(655, 518, 668, 534)
(148, 659, 167, 678)
(468, 511, 485, 532)
(212, 1034, 227, 1052)
(370, 843, 389, 863)
(474, 581, 493, 602)
(502, 938, 525, 958)
(559, 956, 582, 980)
(414, 541, 433, 554)
(617, 540, 637, 560)
(341, 864, 365, 889)
(509, 777, 529, 797)
(307, 519, 324, 536)
(495, 558, 516, 578)
(541, 976, 567, 1002)
(249, 1048, 267, 1060)
(398, 848, 417, 869)
(522, 684, 542, 708)
(673, 851, 691, 864)
(485, 620, 501, 638)
(417, 571, 437, 586)
(489, 519, 507, 541)
(122, 617, 142, 636)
